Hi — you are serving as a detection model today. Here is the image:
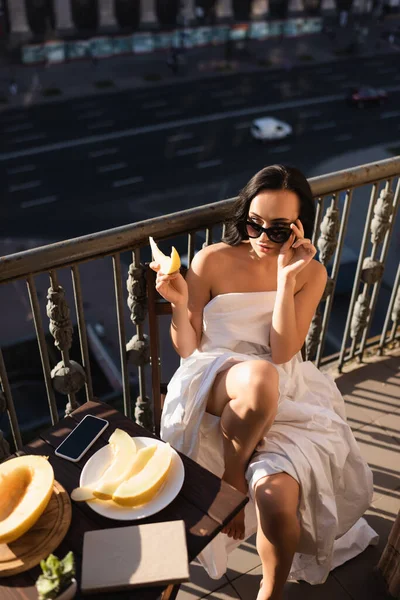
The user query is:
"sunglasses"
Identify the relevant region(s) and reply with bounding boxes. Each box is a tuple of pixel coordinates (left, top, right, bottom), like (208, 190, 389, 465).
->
(245, 220, 292, 244)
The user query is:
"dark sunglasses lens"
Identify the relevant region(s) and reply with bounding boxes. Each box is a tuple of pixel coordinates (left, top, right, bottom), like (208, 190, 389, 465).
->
(246, 221, 262, 238)
(268, 228, 292, 243)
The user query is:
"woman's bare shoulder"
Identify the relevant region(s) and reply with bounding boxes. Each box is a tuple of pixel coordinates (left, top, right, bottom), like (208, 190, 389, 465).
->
(300, 259, 327, 290)
(190, 242, 239, 268)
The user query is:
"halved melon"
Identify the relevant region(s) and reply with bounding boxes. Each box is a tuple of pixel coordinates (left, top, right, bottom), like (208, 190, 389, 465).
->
(112, 442, 173, 507)
(0, 455, 54, 544)
(149, 236, 181, 275)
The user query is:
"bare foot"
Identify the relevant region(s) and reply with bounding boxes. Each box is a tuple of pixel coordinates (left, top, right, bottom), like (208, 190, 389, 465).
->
(221, 469, 248, 540)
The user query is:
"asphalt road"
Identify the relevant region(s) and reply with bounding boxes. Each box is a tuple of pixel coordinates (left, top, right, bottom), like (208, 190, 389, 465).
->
(1, 53, 400, 240)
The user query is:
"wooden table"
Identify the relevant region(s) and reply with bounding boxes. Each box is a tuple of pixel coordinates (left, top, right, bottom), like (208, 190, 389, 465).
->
(1, 400, 248, 600)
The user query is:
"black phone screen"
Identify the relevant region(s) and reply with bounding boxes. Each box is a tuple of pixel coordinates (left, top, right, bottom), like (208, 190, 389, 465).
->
(56, 416, 107, 460)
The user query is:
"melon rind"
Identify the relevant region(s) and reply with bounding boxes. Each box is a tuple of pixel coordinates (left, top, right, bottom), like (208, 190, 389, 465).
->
(149, 236, 181, 275)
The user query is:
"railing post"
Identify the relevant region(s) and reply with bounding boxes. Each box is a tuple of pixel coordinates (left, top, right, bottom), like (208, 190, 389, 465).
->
(126, 249, 152, 429)
(0, 390, 10, 461)
(47, 271, 86, 416)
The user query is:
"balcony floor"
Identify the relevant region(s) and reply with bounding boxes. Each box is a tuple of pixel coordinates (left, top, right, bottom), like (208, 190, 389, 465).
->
(177, 347, 400, 600)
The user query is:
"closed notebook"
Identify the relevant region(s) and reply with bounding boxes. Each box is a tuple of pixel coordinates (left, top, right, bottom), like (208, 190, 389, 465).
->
(81, 520, 189, 594)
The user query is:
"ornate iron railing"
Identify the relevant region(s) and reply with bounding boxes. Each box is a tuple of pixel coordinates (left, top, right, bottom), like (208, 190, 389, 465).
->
(0, 156, 399, 459)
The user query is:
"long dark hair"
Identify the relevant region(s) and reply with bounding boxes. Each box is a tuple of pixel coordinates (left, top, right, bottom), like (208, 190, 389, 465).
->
(223, 164, 315, 246)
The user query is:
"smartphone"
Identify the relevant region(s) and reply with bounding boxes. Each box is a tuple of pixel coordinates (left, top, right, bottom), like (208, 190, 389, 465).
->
(55, 415, 109, 462)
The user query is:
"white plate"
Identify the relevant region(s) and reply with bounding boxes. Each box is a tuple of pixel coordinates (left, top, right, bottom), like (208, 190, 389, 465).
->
(80, 436, 185, 520)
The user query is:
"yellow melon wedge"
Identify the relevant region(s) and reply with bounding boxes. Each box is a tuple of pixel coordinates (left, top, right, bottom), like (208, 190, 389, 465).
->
(92, 429, 137, 500)
(70, 487, 95, 502)
(112, 443, 173, 507)
(149, 236, 181, 275)
(0, 455, 54, 544)
(94, 444, 158, 500)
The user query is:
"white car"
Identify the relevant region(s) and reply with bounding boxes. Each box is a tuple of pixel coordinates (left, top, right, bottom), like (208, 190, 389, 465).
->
(250, 117, 292, 141)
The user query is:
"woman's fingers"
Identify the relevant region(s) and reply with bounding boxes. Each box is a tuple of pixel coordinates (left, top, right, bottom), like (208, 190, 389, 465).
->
(280, 231, 296, 253)
(149, 261, 160, 272)
(292, 238, 316, 256)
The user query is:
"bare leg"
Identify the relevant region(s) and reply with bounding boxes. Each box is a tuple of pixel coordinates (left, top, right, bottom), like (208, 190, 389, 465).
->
(254, 473, 301, 600)
(207, 360, 279, 540)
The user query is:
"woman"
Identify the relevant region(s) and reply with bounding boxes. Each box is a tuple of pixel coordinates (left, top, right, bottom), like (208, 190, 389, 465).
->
(151, 165, 376, 599)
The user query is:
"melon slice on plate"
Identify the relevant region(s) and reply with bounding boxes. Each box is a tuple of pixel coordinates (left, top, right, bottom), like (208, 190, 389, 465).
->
(91, 429, 137, 500)
(0, 455, 54, 544)
(112, 442, 173, 507)
(70, 487, 95, 502)
(70, 428, 138, 502)
(149, 236, 181, 275)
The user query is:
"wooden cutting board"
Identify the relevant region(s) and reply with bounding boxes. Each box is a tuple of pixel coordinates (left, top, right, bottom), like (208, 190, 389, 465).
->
(0, 480, 72, 577)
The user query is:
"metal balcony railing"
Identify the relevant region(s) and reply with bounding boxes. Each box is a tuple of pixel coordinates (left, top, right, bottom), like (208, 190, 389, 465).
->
(0, 156, 399, 459)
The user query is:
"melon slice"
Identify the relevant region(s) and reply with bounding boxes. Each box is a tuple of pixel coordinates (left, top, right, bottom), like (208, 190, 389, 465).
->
(70, 487, 95, 502)
(92, 429, 137, 500)
(0, 455, 54, 544)
(112, 442, 173, 507)
(149, 236, 181, 275)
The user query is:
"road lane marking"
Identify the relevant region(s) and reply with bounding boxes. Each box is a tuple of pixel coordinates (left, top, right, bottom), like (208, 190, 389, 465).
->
(88, 147, 118, 158)
(311, 120, 336, 130)
(380, 110, 400, 119)
(197, 159, 222, 169)
(20, 195, 58, 209)
(13, 133, 47, 144)
(167, 132, 194, 142)
(112, 176, 143, 188)
(4, 122, 34, 133)
(78, 109, 104, 120)
(87, 120, 115, 130)
(176, 145, 204, 156)
(269, 145, 291, 153)
(334, 133, 353, 141)
(97, 162, 127, 173)
(7, 164, 36, 174)
(9, 180, 41, 192)
(3, 85, 400, 161)
(380, 67, 397, 74)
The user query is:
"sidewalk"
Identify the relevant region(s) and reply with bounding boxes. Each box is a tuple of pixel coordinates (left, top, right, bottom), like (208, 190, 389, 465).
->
(0, 13, 399, 111)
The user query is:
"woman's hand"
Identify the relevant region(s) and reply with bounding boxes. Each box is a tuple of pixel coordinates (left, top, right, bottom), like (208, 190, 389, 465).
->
(277, 219, 316, 281)
(150, 261, 188, 307)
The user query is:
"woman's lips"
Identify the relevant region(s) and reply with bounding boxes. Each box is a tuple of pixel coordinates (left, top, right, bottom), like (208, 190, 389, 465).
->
(257, 244, 274, 253)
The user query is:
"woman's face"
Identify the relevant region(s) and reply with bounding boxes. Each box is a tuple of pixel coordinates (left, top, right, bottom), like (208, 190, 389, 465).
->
(247, 189, 300, 258)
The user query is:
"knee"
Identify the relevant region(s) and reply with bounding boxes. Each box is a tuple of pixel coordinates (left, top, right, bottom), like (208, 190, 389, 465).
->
(238, 361, 279, 412)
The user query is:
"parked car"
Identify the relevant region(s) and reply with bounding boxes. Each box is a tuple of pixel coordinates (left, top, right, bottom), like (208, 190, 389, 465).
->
(250, 117, 292, 141)
(347, 86, 388, 108)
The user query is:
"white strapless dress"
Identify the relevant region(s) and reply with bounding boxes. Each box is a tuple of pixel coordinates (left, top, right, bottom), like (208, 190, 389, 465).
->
(160, 292, 378, 585)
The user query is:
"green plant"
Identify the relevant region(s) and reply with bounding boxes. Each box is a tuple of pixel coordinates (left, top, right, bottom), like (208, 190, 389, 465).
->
(36, 552, 75, 599)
